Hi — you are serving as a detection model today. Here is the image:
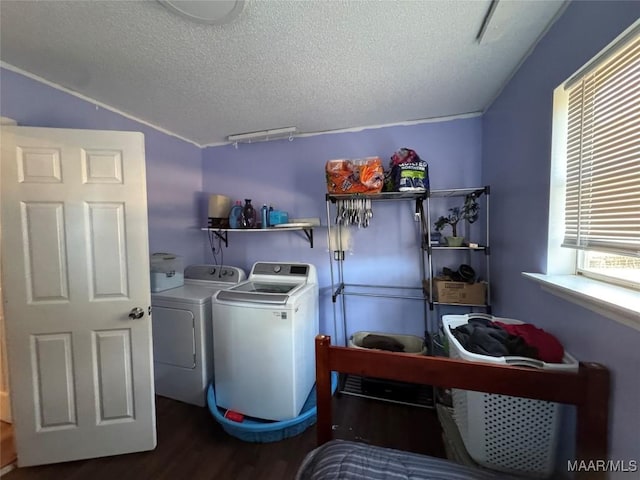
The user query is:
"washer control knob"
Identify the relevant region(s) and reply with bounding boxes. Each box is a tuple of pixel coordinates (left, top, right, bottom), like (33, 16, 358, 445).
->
(273, 265, 281, 273)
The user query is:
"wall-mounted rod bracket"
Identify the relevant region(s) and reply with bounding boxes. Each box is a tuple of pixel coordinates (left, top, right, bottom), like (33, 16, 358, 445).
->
(332, 283, 345, 302)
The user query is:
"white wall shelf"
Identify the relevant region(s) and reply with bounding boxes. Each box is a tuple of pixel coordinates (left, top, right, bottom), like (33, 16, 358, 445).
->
(201, 226, 315, 248)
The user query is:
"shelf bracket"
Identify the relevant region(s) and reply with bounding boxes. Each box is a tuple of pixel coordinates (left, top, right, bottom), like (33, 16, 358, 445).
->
(212, 230, 228, 248)
(302, 228, 314, 248)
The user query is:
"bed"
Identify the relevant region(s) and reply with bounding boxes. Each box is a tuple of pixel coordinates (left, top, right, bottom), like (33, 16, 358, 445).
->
(297, 334, 610, 480)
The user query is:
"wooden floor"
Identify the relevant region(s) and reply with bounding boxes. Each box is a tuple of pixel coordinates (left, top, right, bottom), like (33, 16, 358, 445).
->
(3, 393, 445, 480)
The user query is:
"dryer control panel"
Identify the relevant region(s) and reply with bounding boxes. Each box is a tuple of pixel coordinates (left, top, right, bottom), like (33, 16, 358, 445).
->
(184, 264, 245, 283)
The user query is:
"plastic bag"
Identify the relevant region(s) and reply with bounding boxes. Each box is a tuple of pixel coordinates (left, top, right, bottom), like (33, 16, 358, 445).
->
(388, 148, 429, 192)
(326, 157, 384, 194)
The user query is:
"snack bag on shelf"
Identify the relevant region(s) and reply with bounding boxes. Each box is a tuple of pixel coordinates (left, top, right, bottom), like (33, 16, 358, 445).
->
(326, 157, 384, 194)
(388, 148, 429, 192)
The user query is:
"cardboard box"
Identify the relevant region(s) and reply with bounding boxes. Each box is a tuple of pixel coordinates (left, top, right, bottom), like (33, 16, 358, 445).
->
(424, 278, 487, 305)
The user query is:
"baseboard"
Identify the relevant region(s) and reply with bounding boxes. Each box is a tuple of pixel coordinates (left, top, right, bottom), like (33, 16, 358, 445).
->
(0, 463, 16, 477)
(0, 391, 11, 423)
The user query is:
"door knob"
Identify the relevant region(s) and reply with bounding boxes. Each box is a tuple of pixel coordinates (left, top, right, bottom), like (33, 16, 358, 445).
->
(128, 307, 145, 319)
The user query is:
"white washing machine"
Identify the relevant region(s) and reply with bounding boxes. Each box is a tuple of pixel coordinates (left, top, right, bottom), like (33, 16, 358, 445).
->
(151, 264, 245, 406)
(212, 262, 319, 421)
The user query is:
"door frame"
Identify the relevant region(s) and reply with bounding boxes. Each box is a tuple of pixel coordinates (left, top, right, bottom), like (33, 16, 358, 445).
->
(0, 116, 16, 424)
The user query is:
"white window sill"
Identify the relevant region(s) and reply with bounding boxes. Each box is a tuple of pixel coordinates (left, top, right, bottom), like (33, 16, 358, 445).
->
(522, 273, 640, 331)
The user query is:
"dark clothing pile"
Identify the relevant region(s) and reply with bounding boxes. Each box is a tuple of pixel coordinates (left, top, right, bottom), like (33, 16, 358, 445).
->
(361, 334, 405, 352)
(451, 317, 564, 363)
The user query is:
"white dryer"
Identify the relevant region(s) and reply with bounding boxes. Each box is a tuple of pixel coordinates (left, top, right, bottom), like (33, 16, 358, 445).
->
(151, 264, 245, 406)
(212, 262, 319, 421)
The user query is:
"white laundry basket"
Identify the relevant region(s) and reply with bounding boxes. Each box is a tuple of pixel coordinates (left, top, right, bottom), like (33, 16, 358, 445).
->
(443, 314, 578, 478)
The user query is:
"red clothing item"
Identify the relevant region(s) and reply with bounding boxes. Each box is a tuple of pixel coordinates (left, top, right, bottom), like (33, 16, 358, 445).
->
(494, 322, 564, 363)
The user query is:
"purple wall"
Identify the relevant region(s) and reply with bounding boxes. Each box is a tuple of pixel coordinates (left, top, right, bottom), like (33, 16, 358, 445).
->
(482, 1, 640, 471)
(0, 67, 204, 266)
(203, 118, 482, 338)
(0, 64, 483, 341)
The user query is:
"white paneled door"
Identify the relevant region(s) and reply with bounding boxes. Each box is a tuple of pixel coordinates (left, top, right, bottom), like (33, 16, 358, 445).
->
(0, 127, 156, 466)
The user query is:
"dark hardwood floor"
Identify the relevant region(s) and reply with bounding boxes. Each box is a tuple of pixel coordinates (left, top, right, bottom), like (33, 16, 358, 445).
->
(3, 393, 445, 480)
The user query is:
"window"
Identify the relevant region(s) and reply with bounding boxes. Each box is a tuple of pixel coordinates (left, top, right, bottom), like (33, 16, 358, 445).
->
(577, 251, 640, 288)
(528, 21, 640, 328)
(560, 24, 640, 290)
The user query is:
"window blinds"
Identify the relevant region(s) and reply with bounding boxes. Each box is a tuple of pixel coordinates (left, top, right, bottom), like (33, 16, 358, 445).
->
(563, 32, 640, 257)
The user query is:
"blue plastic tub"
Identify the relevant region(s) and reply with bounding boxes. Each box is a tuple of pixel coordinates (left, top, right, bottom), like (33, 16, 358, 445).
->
(207, 372, 338, 443)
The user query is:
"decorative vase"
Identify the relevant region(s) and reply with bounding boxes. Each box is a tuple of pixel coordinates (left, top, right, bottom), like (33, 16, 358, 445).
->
(445, 236, 465, 247)
(240, 199, 256, 229)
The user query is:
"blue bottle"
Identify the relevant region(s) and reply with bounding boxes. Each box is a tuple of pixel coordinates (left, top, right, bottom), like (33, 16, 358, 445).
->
(228, 201, 243, 229)
(261, 204, 269, 229)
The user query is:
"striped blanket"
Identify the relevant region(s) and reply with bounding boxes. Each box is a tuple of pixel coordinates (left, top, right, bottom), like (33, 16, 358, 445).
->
(295, 440, 521, 480)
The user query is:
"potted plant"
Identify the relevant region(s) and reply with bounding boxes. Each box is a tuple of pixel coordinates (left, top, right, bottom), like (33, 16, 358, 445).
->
(434, 193, 479, 247)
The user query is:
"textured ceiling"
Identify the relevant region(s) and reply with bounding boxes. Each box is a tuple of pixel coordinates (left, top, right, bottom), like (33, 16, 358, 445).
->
(0, 0, 567, 146)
